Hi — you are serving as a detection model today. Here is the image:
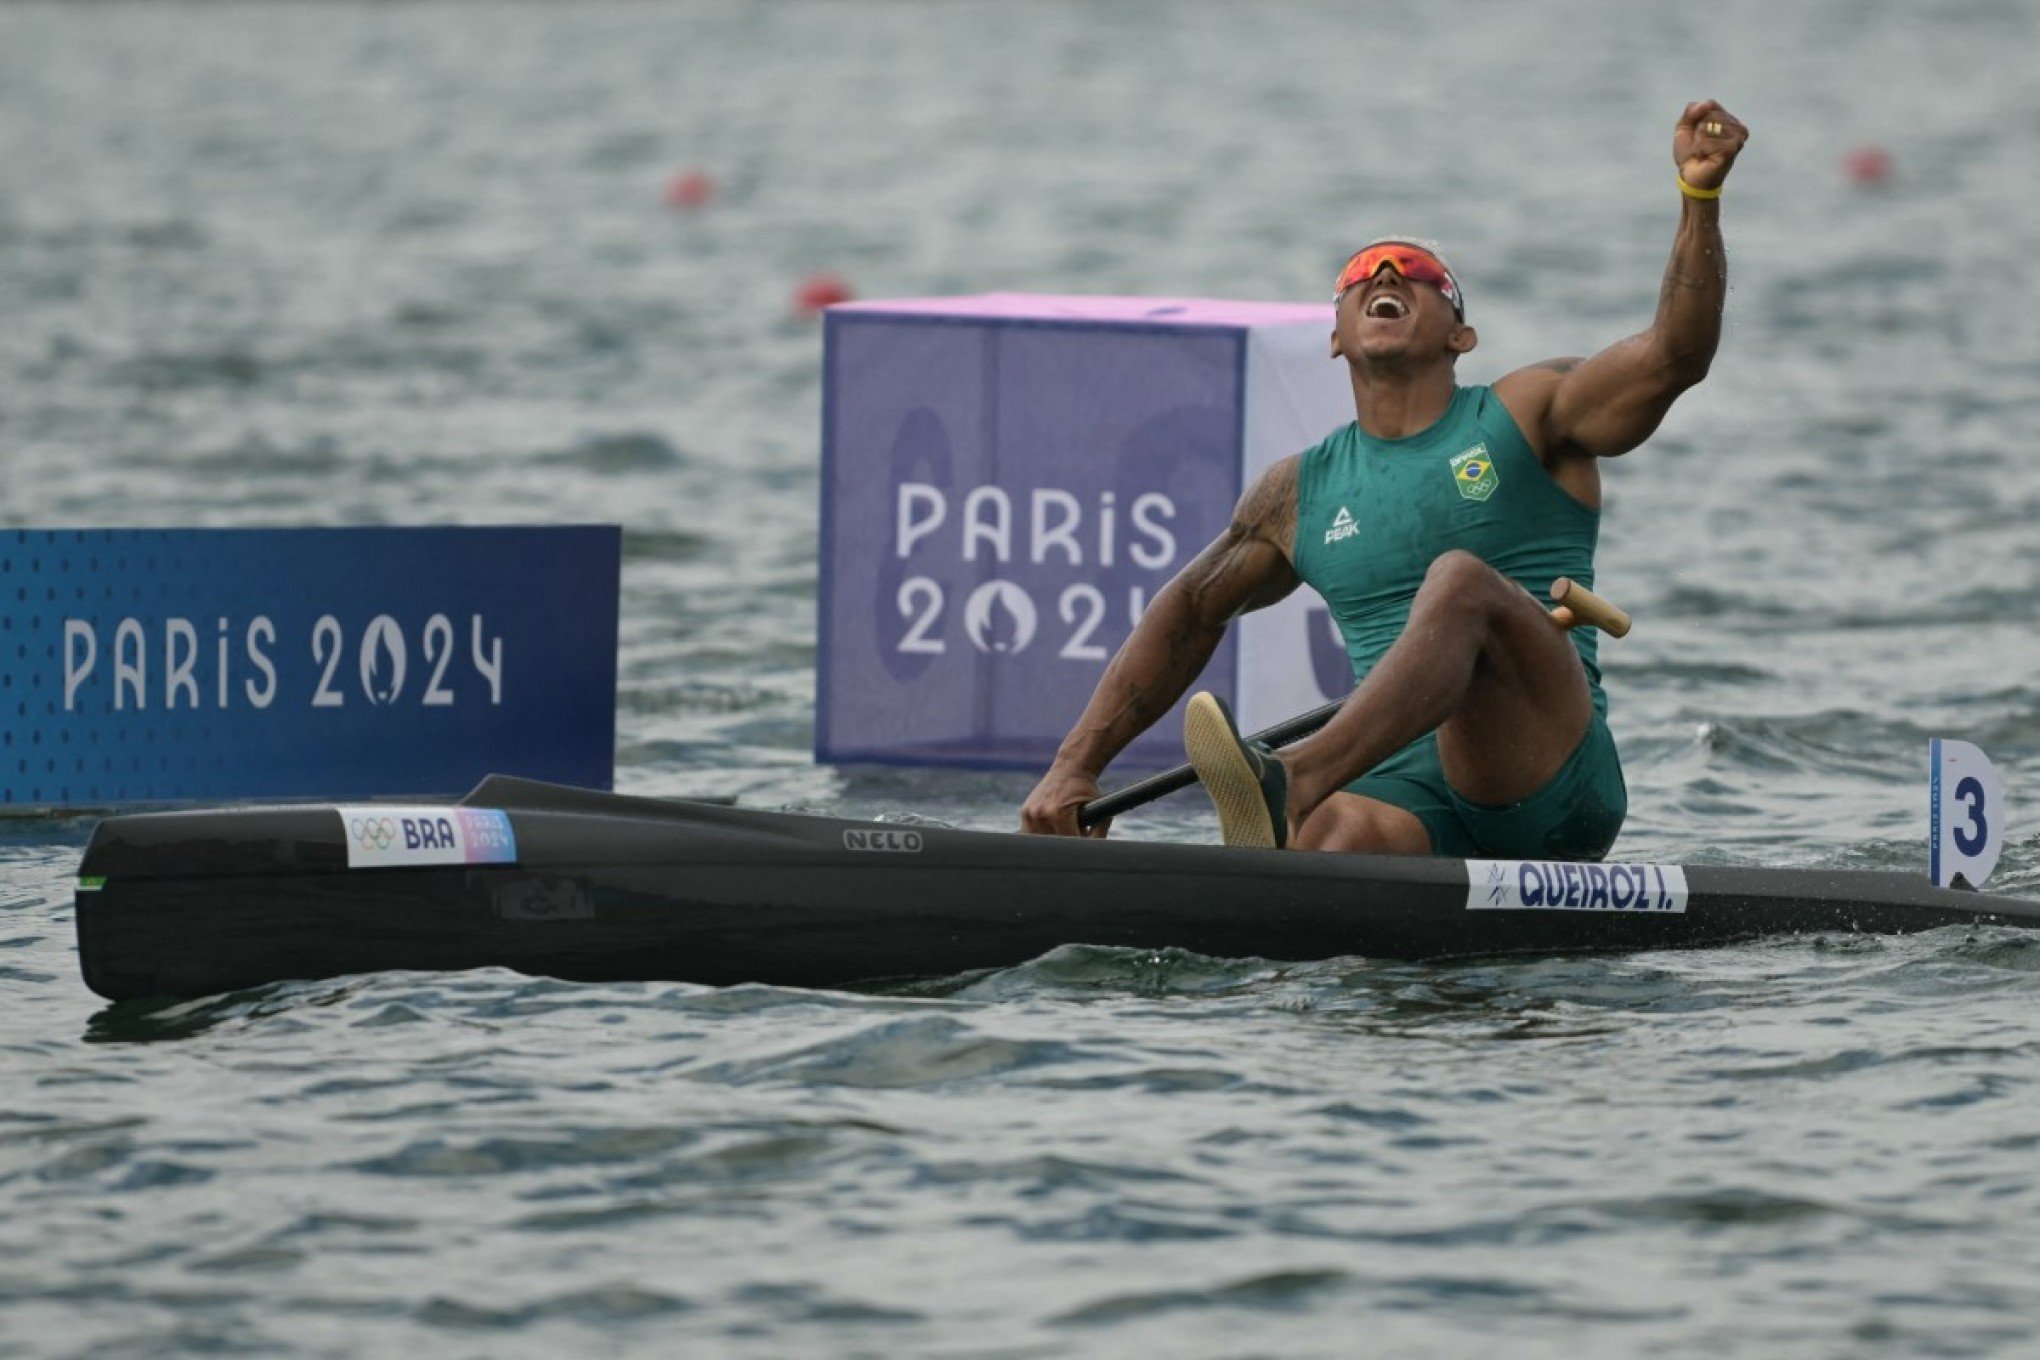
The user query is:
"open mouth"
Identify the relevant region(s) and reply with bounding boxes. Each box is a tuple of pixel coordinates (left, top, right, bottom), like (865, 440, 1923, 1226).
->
(1364, 293, 1410, 320)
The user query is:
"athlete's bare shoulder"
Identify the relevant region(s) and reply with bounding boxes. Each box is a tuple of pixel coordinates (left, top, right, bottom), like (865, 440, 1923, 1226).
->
(1495, 356, 1583, 396)
(1232, 453, 1302, 558)
(1174, 453, 1302, 617)
(1493, 358, 1584, 457)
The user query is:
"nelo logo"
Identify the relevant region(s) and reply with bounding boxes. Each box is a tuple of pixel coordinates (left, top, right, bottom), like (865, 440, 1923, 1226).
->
(843, 829, 924, 853)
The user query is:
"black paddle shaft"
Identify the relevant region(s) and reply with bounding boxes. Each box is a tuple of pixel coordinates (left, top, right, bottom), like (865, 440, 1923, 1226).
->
(1076, 696, 1345, 829)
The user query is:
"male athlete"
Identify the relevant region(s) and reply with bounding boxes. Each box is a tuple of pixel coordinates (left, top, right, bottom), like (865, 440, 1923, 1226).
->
(1022, 101, 1748, 856)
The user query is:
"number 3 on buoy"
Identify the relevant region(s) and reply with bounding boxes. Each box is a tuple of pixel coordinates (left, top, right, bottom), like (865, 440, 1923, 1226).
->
(1930, 739, 2004, 889)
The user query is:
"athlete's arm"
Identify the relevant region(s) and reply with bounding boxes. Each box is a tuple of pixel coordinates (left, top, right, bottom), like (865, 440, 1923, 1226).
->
(1497, 100, 1749, 462)
(1020, 457, 1303, 836)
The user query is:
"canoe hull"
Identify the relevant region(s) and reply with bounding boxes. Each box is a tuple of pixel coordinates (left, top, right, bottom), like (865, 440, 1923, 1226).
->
(74, 776, 2040, 1002)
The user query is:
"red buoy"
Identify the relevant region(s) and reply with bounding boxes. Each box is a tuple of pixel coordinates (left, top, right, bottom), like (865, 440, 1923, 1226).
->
(793, 271, 855, 314)
(1842, 145, 1894, 187)
(663, 169, 717, 210)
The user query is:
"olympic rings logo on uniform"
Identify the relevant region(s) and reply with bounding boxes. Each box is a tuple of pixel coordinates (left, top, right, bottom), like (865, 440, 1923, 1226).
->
(348, 816, 397, 851)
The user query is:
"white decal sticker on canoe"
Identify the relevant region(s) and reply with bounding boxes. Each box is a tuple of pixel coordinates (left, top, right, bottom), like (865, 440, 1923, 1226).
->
(1465, 859, 1688, 914)
(337, 806, 517, 869)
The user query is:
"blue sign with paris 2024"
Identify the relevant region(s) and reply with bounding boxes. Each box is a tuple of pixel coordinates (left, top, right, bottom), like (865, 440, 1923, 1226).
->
(2, 526, 619, 809)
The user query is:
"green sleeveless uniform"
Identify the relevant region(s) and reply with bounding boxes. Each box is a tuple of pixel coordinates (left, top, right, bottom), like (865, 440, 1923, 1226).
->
(1290, 385, 1625, 860)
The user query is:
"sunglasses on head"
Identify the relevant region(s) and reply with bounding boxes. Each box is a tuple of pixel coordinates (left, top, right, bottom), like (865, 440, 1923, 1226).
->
(1334, 243, 1462, 317)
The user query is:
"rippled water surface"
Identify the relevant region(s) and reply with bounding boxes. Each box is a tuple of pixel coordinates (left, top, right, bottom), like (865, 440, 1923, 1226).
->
(5, 1, 2040, 1354)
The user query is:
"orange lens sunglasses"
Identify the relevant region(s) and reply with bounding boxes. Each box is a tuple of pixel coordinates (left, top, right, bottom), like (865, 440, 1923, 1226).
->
(1334, 243, 1461, 315)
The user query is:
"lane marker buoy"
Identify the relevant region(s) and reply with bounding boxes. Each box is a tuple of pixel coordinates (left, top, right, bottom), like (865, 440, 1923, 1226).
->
(793, 272, 855, 314)
(1843, 145, 1893, 187)
(664, 169, 717, 210)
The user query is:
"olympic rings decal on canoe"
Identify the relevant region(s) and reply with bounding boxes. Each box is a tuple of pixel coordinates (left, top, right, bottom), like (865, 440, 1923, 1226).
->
(348, 816, 398, 851)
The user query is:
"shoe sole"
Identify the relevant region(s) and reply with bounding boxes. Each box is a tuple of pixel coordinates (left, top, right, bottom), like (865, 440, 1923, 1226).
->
(1184, 693, 1278, 849)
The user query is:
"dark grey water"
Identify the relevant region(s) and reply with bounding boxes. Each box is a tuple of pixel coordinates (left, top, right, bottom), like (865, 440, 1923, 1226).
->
(5, 1, 2040, 1354)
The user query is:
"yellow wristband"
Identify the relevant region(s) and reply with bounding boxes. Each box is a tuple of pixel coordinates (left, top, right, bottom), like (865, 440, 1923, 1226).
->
(1678, 177, 1723, 200)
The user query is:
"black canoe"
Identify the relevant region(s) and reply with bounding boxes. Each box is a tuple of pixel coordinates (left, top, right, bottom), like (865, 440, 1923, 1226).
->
(73, 774, 2040, 1002)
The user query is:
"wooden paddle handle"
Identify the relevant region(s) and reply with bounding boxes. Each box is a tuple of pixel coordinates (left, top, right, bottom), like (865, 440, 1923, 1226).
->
(1550, 577, 1631, 638)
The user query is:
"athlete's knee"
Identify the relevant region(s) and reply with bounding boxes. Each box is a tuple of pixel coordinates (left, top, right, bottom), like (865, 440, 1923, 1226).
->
(1416, 550, 1507, 620)
(1421, 549, 1499, 590)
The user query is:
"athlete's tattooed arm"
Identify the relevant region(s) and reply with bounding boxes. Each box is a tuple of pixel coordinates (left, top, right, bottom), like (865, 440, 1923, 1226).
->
(1020, 458, 1302, 835)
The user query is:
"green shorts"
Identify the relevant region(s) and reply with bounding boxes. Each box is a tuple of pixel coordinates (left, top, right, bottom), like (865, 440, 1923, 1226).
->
(1345, 716, 1627, 861)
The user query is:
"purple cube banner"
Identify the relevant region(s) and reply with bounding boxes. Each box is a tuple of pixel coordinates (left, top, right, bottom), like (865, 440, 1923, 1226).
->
(819, 299, 1261, 769)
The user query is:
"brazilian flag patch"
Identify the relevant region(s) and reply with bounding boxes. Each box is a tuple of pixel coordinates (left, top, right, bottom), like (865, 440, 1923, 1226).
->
(1450, 444, 1499, 502)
